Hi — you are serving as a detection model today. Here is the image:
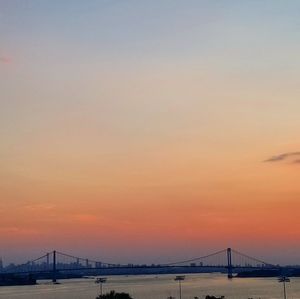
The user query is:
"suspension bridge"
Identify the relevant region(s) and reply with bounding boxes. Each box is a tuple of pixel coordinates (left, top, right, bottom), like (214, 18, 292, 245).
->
(1, 248, 279, 282)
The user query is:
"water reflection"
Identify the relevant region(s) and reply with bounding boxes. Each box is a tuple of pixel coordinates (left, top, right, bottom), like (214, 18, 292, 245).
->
(0, 273, 298, 299)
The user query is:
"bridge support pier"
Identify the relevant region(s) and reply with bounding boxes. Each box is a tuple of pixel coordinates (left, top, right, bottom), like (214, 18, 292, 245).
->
(227, 248, 233, 279)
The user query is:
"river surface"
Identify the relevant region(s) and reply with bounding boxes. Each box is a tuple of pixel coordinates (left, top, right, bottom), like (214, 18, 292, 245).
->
(0, 273, 298, 299)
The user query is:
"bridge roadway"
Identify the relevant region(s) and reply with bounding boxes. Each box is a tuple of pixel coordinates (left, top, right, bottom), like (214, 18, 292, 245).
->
(1, 248, 289, 282)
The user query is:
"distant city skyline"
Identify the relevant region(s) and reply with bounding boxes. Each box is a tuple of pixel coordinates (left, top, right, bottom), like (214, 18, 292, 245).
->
(1, 0, 300, 265)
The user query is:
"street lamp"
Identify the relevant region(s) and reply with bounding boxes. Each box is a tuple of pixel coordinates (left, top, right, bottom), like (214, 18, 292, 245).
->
(95, 277, 107, 296)
(278, 276, 290, 299)
(174, 275, 185, 299)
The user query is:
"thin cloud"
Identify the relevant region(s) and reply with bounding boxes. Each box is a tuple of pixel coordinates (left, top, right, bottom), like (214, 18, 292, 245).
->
(0, 56, 12, 64)
(265, 152, 300, 163)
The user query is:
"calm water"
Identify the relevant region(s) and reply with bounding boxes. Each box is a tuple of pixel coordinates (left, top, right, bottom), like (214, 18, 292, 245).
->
(0, 273, 298, 299)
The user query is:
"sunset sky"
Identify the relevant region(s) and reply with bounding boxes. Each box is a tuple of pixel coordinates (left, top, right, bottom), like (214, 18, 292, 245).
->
(1, 0, 300, 265)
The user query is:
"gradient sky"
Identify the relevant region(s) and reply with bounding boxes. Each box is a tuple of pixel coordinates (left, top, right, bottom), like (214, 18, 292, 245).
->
(1, 0, 300, 265)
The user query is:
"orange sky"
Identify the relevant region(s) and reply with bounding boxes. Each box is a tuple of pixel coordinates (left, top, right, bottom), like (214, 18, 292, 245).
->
(1, 1, 300, 264)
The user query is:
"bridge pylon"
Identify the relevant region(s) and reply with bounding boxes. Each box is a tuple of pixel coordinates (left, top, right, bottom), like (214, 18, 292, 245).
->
(52, 250, 57, 283)
(227, 248, 233, 279)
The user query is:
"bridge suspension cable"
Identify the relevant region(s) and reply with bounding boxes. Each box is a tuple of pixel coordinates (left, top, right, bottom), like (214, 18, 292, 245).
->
(162, 249, 227, 266)
(2, 253, 50, 273)
(3, 247, 279, 276)
(56, 251, 120, 267)
(231, 249, 275, 267)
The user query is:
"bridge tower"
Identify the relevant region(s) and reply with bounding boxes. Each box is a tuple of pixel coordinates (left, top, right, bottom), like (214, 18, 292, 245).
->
(52, 250, 57, 283)
(46, 253, 50, 268)
(0, 257, 3, 272)
(227, 248, 233, 279)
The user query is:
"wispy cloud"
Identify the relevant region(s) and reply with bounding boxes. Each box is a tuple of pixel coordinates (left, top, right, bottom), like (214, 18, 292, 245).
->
(0, 226, 39, 236)
(0, 56, 12, 64)
(24, 203, 56, 211)
(265, 152, 300, 163)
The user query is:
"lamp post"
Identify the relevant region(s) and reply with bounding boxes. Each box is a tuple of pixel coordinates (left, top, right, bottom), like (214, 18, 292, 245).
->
(174, 275, 185, 299)
(278, 276, 290, 299)
(95, 277, 107, 296)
